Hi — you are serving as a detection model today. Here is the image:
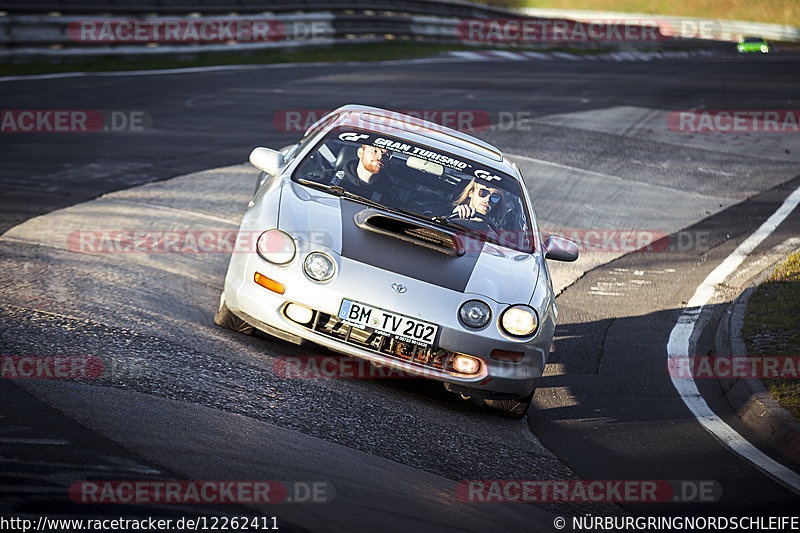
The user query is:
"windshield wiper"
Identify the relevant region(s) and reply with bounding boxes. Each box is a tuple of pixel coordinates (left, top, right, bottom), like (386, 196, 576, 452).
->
(429, 215, 501, 246)
(429, 215, 474, 235)
(298, 178, 427, 222)
(296, 178, 385, 208)
(297, 178, 346, 196)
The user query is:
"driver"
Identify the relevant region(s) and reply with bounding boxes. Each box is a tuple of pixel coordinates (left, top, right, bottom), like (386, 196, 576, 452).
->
(450, 178, 502, 230)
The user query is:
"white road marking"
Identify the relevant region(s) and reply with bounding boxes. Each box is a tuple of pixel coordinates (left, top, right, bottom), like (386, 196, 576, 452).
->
(730, 237, 800, 287)
(2, 457, 162, 474)
(507, 152, 715, 198)
(0, 56, 455, 83)
(667, 183, 800, 494)
(589, 290, 623, 296)
(0, 64, 272, 83)
(508, 153, 627, 182)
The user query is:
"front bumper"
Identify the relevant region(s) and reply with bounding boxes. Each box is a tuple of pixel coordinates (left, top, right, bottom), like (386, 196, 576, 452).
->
(222, 242, 553, 398)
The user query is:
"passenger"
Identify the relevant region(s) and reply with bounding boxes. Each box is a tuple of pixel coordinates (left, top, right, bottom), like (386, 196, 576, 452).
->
(331, 144, 392, 202)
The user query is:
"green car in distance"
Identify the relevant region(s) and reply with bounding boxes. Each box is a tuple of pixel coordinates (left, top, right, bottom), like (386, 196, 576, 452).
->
(737, 36, 770, 53)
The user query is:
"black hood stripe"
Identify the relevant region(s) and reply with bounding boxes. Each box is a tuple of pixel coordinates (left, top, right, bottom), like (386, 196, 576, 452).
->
(339, 200, 481, 292)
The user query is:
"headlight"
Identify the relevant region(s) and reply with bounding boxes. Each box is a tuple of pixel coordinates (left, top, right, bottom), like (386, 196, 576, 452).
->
(303, 252, 335, 281)
(256, 229, 295, 265)
(459, 300, 491, 328)
(500, 305, 538, 337)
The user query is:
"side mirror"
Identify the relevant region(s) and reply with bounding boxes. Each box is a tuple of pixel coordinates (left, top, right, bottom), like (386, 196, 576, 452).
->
(544, 235, 579, 262)
(249, 147, 285, 176)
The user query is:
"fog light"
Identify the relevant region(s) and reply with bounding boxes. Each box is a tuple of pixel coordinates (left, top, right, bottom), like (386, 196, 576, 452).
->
(452, 354, 481, 375)
(285, 303, 313, 325)
(254, 272, 285, 294)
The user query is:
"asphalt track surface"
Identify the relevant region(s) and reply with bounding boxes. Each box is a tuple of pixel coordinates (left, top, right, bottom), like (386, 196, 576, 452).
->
(1, 49, 799, 531)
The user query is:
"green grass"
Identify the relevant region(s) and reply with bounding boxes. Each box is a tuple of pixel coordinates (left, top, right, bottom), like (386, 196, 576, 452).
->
(527, 0, 799, 28)
(742, 253, 800, 419)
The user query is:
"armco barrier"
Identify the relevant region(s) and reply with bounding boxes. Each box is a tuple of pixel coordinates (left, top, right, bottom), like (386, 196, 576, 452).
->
(0, 12, 467, 59)
(0, 0, 514, 17)
(0, 1, 775, 60)
(0, 14, 338, 47)
(522, 8, 800, 43)
(0, 0, 517, 60)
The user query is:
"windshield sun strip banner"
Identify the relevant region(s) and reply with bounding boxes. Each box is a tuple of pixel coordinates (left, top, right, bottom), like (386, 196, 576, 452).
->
(334, 129, 514, 185)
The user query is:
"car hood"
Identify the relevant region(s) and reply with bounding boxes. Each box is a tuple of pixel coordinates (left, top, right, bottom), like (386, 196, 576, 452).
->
(278, 181, 539, 305)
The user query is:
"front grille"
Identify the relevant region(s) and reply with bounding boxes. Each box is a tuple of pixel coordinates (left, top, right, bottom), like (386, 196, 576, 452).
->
(294, 309, 465, 374)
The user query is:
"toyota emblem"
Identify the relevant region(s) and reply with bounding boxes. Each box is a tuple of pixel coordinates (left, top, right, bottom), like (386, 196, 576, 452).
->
(391, 283, 407, 294)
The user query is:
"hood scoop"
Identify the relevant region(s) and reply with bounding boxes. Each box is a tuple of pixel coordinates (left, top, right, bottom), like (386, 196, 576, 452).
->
(353, 208, 465, 257)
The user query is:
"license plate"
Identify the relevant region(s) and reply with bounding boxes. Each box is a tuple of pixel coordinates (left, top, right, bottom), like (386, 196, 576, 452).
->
(338, 299, 439, 347)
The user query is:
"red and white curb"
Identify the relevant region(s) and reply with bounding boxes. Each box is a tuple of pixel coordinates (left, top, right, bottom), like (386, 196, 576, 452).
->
(447, 49, 717, 62)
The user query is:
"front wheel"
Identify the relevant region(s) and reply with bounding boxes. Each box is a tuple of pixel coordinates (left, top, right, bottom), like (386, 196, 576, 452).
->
(483, 389, 534, 419)
(214, 300, 254, 335)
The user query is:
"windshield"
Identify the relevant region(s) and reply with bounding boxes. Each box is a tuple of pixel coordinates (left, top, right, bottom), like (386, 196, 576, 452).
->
(291, 127, 534, 252)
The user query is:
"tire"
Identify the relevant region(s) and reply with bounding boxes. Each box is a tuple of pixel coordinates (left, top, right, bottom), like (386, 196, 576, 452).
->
(214, 300, 254, 335)
(483, 390, 535, 420)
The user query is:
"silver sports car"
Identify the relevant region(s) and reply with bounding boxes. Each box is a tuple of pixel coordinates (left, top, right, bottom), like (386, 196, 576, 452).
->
(215, 105, 578, 418)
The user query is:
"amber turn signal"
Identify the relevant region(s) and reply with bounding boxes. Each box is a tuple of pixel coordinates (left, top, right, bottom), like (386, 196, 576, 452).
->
(254, 272, 285, 294)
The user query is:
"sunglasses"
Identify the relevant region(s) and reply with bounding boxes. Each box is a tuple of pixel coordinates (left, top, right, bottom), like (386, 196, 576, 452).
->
(364, 147, 389, 158)
(476, 188, 501, 203)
